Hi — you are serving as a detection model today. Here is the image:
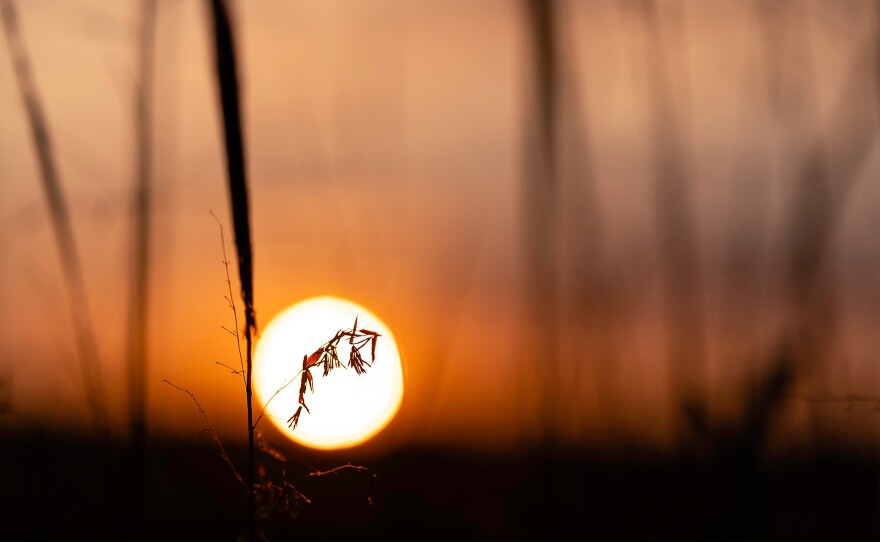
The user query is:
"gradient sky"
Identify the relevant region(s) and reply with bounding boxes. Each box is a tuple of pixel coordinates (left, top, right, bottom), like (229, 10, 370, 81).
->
(0, 0, 878, 453)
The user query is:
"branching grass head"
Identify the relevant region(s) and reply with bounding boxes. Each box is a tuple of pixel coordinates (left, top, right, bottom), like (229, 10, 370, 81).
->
(288, 316, 381, 430)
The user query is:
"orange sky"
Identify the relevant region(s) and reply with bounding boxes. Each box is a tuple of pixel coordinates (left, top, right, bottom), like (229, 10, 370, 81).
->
(0, 0, 878, 453)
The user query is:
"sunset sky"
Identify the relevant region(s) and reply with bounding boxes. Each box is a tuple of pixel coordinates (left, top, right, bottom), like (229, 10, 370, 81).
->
(0, 0, 877, 455)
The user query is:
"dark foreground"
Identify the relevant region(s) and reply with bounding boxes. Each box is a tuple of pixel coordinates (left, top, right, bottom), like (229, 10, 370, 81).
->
(0, 432, 876, 540)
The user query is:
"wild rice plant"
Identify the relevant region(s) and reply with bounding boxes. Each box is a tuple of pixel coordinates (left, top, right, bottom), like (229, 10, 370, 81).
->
(203, 3, 379, 536)
(167, 222, 379, 538)
(286, 317, 380, 430)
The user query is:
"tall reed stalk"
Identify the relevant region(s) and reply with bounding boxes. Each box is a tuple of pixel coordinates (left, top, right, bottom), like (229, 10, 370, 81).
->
(127, 0, 157, 457)
(1, 0, 107, 433)
(207, 0, 257, 537)
(523, 0, 560, 444)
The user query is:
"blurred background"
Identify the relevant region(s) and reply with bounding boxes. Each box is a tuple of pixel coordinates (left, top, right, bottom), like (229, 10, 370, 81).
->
(0, 0, 878, 539)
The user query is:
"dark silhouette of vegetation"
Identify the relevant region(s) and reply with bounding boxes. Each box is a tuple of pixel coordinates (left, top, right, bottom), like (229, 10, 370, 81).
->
(166, 223, 380, 537)
(206, 0, 258, 537)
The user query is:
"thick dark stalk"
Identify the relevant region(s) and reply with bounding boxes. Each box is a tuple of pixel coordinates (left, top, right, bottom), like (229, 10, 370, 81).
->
(127, 0, 157, 459)
(1, 0, 108, 433)
(523, 0, 560, 446)
(125, 1, 157, 533)
(207, 0, 257, 538)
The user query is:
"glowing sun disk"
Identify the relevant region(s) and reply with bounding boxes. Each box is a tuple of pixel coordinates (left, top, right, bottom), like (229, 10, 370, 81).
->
(253, 296, 404, 450)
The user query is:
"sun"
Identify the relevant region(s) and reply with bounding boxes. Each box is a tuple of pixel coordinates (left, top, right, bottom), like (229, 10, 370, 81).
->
(253, 296, 404, 450)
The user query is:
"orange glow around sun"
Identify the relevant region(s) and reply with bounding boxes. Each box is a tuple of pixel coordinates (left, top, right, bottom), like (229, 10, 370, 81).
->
(253, 296, 404, 450)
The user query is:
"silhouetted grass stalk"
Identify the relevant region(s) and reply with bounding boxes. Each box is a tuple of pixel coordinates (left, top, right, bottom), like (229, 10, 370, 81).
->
(523, 0, 561, 444)
(166, 288, 380, 534)
(127, 0, 157, 455)
(1, 0, 108, 433)
(211, 211, 246, 385)
(207, 0, 257, 537)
